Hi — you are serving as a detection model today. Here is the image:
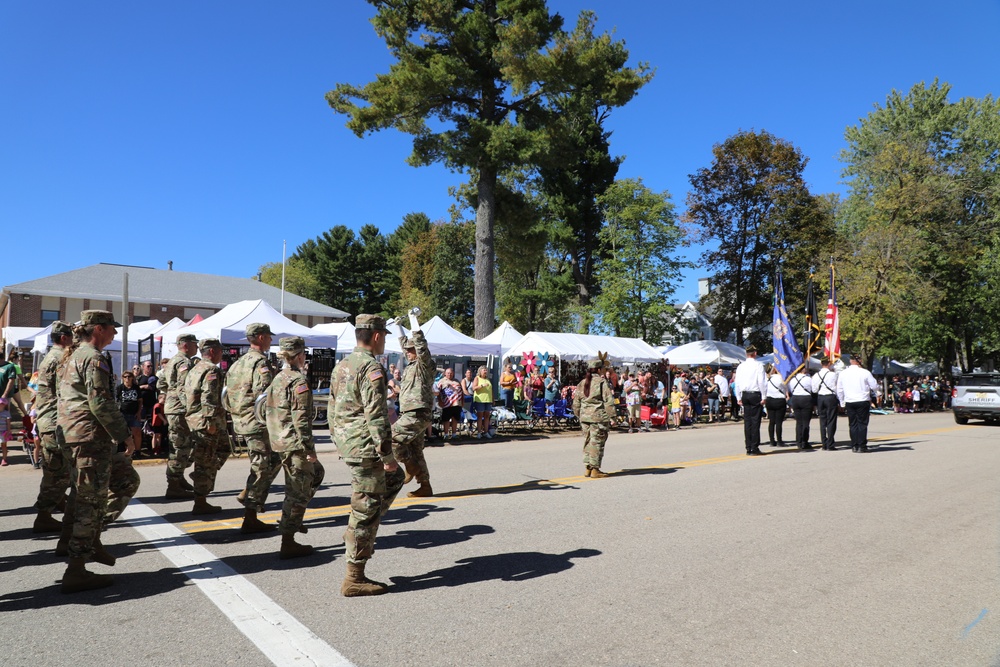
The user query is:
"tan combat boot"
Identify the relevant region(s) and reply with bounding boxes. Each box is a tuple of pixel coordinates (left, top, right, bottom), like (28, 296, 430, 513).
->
(585, 468, 593, 477)
(235, 488, 248, 506)
(241, 507, 277, 535)
(61, 557, 114, 594)
(407, 481, 433, 498)
(341, 562, 388, 597)
(33, 510, 63, 533)
(55, 522, 71, 557)
(191, 496, 222, 515)
(279, 533, 315, 560)
(590, 468, 609, 478)
(179, 475, 196, 492)
(402, 461, 416, 485)
(165, 478, 195, 499)
(90, 537, 116, 566)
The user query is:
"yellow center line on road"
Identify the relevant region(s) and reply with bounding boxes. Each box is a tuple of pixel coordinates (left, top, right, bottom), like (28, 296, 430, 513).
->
(178, 423, 974, 534)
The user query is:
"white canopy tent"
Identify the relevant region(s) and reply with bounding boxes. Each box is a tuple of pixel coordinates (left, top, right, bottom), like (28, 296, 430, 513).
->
(312, 321, 405, 355)
(481, 321, 523, 358)
(664, 340, 747, 366)
(4, 326, 45, 354)
(502, 331, 663, 364)
(150, 317, 187, 341)
(419, 316, 500, 357)
(161, 299, 338, 357)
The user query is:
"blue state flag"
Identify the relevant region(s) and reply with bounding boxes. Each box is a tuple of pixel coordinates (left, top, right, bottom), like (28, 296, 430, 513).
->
(772, 273, 804, 380)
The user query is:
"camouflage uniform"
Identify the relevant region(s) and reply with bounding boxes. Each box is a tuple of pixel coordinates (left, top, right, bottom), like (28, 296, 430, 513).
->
(161, 339, 197, 482)
(266, 359, 325, 535)
(573, 365, 616, 472)
(331, 335, 404, 565)
(33, 338, 72, 514)
(391, 329, 434, 487)
(227, 346, 280, 511)
(185, 352, 229, 498)
(58, 341, 135, 560)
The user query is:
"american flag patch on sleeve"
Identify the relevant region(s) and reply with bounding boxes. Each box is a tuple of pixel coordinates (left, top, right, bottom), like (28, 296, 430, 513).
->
(368, 370, 383, 382)
(295, 384, 309, 394)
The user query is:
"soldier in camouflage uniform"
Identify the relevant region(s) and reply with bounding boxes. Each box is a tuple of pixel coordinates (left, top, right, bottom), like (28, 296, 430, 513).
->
(265, 336, 326, 559)
(57, 311, 138, 594)
(573, 359, 616, 478)
(330, 314, 405, 597)
(161, 332, 199, 499)
(31, 321, 74, 534)
(392, 309, 435, 497)
(226, 322, 281, 534)
(184, 338, 229, 515)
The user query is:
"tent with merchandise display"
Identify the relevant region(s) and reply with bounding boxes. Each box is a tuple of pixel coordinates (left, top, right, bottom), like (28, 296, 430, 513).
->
(161, 299, 337, 357)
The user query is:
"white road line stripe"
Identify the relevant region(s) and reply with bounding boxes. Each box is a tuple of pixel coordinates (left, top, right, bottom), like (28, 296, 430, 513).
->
(122, 501, 355, 667)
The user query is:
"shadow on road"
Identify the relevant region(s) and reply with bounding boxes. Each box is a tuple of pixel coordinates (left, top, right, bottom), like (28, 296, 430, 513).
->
(609, 466, 679, 477)
(0, 567, 190, 611)
(389, 548, 601, 592)
(435, 478, 579, 499)
(377, 524, 494, 551)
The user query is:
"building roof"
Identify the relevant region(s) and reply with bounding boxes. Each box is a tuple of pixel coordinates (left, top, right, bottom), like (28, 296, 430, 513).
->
(2, 263, 349, 319)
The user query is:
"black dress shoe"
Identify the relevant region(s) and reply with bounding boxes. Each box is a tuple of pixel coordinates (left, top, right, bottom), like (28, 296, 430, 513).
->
(749, 449, 765, 456)
(798, 444, 814, 450)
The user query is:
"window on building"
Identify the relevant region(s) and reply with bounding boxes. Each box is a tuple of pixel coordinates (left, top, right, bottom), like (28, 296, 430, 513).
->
(41, 310, 60, 327)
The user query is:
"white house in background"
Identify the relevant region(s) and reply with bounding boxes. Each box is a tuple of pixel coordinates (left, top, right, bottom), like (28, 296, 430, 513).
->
(661, 277, 717, 346)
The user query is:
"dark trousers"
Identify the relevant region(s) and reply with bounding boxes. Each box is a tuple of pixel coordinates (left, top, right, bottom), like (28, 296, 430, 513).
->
(790, 395, 814, 446)
(816, 394, 839, 448)
(765, 397, 786, 444)
(741, 392, 763, 452)
(845, 401, 871, 450)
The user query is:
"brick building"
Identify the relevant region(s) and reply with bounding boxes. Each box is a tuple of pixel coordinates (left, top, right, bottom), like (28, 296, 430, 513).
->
(0, 263, 349, 331)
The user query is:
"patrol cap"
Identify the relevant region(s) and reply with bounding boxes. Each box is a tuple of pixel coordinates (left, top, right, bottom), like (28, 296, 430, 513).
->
(176, 333, 197, 344)
(279, 336, 305, 354)
(355, 314, 390, 333)
(199, 337, 222, 351)
(400, 335, 415, 350)
(245, 322, 273, 339)
(587, 358, 604, 370)
(51, 321, 73, 337)
(80, 310, 121, 327)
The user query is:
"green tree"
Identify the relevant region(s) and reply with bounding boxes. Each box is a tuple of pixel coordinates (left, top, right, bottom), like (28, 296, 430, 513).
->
(684, 130, 835, 347)
(591, 178, 686, 342)
(328, 4, 651, 337)
(839, 81, 1000, 370)
(257, 257, 323, 304)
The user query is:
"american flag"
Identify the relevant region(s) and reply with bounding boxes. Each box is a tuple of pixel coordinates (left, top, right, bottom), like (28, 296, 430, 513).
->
(823, 263, 840, 360)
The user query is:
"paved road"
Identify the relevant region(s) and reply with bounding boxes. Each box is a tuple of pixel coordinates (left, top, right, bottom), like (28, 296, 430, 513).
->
(2, 412, 998, 667)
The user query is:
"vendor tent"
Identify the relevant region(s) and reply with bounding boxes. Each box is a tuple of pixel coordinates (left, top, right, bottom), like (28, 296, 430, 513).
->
(114, 319, 163, 346)
(420, 316, 500, 357)
(161, 299, 337, 357)
(4, 326, 44, 354)
(665, 340, 747, 366)
(312, 321, 404, 355)
(481, 321, 523, 358)
(502, 331, 662, 363)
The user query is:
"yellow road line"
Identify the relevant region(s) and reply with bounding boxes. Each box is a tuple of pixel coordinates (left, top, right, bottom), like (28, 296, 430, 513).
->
(179, 423, 973, 534)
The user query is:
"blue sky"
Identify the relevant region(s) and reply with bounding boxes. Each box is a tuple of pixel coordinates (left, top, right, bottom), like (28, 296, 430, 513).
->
(2, 1, 998, 307)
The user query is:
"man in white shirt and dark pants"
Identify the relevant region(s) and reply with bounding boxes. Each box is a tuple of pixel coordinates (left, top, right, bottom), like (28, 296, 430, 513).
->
(812, 357, 840, 450)
(836, 355, 879, 453)
(714, 369, 729, 422)
(734, 345, 767, 455)
(787, 369, 815, 450)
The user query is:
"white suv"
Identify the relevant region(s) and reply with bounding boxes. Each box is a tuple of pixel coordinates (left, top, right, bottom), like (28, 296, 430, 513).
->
(952, 374, 1000, 424)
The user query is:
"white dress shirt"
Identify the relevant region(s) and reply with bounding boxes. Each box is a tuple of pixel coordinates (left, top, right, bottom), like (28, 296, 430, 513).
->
(765, 375, 787, 399)
(714, 373, 729, 398)
(812, 368, 838, 396)
(836, 364, 878, 405)
(734, 357, 767, 400)
(787, 372, 814, 396)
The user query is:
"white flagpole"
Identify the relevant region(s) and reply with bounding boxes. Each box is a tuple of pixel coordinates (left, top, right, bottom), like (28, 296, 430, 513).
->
(280, 240, 287, 316)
